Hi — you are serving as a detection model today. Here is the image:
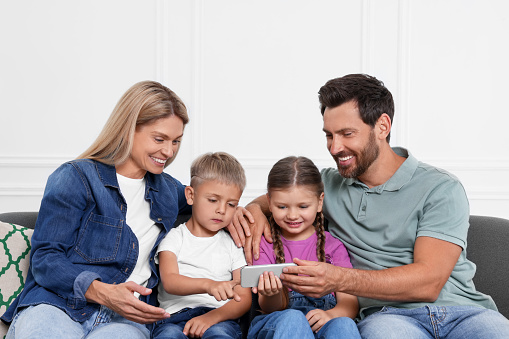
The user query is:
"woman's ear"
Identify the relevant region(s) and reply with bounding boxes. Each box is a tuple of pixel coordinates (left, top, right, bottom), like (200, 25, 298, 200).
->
(185, 186, 195, 205)
(317, 192, 324, 213)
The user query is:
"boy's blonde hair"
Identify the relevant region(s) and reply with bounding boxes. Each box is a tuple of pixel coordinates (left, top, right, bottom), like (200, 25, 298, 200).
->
(190, 152, 246, 191)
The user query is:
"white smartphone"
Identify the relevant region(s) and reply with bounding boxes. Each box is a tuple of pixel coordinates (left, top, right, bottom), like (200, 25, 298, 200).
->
(240, 263, 297, 287)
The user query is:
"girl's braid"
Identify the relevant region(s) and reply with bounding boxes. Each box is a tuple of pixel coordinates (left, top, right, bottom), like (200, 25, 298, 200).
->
(314, 212, 326, 263)
(269, 215, 286, 264)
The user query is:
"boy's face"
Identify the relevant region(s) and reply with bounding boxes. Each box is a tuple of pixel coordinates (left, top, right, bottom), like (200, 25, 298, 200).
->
(185, 180, 242, 237)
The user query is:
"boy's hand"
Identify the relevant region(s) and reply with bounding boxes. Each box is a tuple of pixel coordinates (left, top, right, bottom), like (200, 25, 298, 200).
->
(183, 312, 217, 338)
(306, 309, 333, 333)
(254, 271, 283, 297)
(205, 280, 241, 302)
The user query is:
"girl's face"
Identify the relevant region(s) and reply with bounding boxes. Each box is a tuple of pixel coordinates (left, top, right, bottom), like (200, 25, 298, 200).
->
(267, 186, 324, 241)
(116, 115, 184, 179)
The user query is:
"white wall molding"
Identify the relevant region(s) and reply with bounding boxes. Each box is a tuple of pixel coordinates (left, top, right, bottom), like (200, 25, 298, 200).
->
(0, 186, 44, 196)
(156, 0, 171, 85)
(0, 155, 72, 167)
(190, 0, 204, 159)
(394, 0, 411, 147)
(361, 0, 375, 74)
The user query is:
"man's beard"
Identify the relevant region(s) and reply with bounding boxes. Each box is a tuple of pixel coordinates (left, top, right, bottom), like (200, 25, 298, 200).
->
(335, 130, 379, 179)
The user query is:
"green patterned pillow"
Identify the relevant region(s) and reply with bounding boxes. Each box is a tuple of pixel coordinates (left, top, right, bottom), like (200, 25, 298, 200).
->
(0, 221, 34, 336)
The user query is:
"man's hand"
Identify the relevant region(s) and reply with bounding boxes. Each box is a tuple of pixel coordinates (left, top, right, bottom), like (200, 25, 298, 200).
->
(85, 280, 170, 324)
(280, 258, 339, 298)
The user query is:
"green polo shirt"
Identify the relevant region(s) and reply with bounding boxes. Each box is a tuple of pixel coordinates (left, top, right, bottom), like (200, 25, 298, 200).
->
(321, 147, 497, 318)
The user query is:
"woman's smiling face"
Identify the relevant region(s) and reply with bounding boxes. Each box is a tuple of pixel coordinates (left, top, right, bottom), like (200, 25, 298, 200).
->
(116, 115, 184, 179)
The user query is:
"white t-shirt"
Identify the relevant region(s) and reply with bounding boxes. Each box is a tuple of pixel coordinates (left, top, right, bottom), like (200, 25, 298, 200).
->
(117, 173, 161, 287)
(156, 223, 247, 314)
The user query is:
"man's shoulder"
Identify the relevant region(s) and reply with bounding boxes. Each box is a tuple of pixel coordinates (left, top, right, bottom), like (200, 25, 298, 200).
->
(321, 167, 344, 183)
(413, 160, 462, 188)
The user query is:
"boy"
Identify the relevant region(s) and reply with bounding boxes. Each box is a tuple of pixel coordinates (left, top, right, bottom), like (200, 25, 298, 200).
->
(153, 152, 251, 339)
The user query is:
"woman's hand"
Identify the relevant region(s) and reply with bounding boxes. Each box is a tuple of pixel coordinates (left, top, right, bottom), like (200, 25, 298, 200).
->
(85, 280, 170, 324)
(232, 204, 272, 264)
(227, 206, 255, 248)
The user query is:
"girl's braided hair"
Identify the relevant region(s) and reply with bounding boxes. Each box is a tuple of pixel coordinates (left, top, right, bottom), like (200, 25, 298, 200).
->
(268, 156, 326, 264)
(267, 156, 326, 308)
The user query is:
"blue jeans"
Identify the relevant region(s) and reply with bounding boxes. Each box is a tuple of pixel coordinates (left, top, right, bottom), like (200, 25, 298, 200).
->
(6, 304, 149, 339)
(152, 307, 242, 339)
(247, 292, 360, 339)
(357, 305, 509, 339)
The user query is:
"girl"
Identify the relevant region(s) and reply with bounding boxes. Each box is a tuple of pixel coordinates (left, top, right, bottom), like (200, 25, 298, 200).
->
(2, 81, 191, 338)
(247, 156, 360, 339)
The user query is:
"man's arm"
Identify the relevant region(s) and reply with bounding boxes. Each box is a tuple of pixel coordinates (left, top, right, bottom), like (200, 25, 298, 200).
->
(281, 236, 462, 302)
(228, 195, 272, 264)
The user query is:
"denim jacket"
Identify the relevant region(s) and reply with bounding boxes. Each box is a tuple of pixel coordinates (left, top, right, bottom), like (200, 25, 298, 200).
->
(1, 159, 190, 323)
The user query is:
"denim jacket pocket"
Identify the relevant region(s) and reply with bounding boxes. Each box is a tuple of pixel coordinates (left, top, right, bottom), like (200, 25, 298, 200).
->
(75, 213, 123, 263)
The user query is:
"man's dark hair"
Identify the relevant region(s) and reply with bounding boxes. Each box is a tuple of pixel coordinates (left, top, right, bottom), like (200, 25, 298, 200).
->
(318, 74, 394, 142)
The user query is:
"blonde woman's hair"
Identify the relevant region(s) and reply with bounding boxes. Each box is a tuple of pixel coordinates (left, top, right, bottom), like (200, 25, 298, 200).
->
(79, 80, 189, 167)
(190, 152, 246, 191)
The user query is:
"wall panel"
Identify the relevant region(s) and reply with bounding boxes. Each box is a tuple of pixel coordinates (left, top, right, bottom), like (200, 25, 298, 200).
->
(1, 0, 508, 219)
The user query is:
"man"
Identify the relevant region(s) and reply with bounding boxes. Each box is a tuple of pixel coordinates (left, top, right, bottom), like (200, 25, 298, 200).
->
(230, 74, 509, 338)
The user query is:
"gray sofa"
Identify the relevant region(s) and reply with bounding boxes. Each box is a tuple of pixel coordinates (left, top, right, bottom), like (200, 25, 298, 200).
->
(1, 212, 508, 337)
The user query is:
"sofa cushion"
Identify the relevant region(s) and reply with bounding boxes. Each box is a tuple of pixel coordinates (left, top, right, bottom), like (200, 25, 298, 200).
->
(0, 221, 33, 333)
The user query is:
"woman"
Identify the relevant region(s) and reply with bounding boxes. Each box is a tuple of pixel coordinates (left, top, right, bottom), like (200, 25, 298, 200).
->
(2, 81, 191, 338)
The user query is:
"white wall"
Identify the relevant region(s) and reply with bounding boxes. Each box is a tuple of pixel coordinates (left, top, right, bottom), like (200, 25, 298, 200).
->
(1, 0, 508, 219)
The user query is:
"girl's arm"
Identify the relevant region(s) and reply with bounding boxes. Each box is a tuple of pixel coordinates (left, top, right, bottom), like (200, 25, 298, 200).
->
(183, 268, 252, 337)
(305, 292, 359, 333)
(159, 251, 240, 301)
(256, 271, 288, 314)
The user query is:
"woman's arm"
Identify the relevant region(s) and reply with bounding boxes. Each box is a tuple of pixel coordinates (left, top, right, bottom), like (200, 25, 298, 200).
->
(85, 280, 169, 324)
(30, 164, 99, 306)
(31, 163, 170, 323)
(229, 195, 272, 264)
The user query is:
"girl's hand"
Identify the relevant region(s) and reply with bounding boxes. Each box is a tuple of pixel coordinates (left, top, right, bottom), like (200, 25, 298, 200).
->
(254, 271, 283, 297)
(306, 309, 333, 333)
(205, 280, 241, 302)
(183, 312, 217, 338)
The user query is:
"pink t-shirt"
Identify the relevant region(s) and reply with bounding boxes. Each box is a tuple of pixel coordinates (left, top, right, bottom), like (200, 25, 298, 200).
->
(253, 231, 352, 268)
